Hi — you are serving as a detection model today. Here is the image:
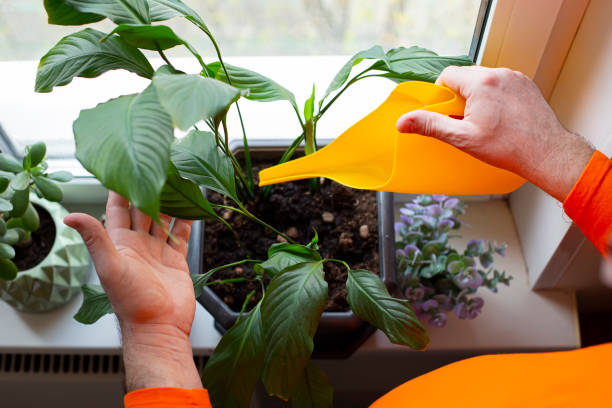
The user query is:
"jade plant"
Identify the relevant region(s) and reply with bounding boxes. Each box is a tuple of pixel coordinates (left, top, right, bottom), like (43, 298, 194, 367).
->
(37, 1, 473, 406)
(395, 195, 512, 328)
(0, 141, 72, 280)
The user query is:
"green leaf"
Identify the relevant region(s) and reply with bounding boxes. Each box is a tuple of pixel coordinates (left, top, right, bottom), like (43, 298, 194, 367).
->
(304, 84, 315, 122)
(171, 130, 238, 202)
(0, 243, 15, 259)
(10, 172, 29, 191)
(73, 84, 174, 219)
(0, 177, 9, 193)
(27, 142, 47, 168)
(322, 45, 387, 102)
(0, 258, 18, 280)
(22, 203, 40, 231)
(74, 284, 114, 324)
(0, 199, 12, 213)
(148, 0, 209, 32)
(153, 71, 244, 130)
(9, 189, 29, 218)
(0, 154, 23, 173)
(261, 261, 328, 399)
(160, 162, 218, 220)
(0, 219, 6, 236)
(372, 46, 473, 83)
(207, 62, 296, 109)
(290, 362, 334, 408)
(47, 171, 73, 182)
(203, 301, 265, 408)
(107, 24, 185, 50)
(346, 269, 429, 350)
(44, 0, 105, 26)
(254, 243, 321, 278)
(33, 176, 63, 202)
(35, 28, 154, 93)
(62, 0, 151, 24)
(0, 229, 21, 246)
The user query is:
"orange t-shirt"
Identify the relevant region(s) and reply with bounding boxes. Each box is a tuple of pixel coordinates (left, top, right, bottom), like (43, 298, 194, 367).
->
(125, 150, 612, 408)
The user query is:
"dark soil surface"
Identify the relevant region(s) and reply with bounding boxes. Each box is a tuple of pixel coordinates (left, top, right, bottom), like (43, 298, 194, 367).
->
(204, 160, 379, 313)
(14, 205, 56, 271)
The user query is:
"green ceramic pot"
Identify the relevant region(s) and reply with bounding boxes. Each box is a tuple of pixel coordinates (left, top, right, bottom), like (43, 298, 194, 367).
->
(0, 194, 90, 312)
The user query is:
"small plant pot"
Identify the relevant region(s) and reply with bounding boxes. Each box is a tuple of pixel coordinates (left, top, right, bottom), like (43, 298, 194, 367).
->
(188, 140, 396, 358)
(0, 194, 90, 313)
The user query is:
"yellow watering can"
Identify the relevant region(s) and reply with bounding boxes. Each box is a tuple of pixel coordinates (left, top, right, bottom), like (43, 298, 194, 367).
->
(258, 81, 525, 195)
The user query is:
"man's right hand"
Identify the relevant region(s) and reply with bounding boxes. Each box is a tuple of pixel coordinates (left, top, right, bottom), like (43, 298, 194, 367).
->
(396, 66, 594, 202)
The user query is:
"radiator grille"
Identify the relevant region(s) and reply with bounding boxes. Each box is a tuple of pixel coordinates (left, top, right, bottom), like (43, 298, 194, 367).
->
(0, 353, 209, 375)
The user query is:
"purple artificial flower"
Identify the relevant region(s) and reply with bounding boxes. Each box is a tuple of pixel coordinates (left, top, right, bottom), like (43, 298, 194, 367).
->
(403, 244, 421, 260)
(425, 204, 443, 217)
(394, 222, 406, 233)
(400, 207, 415, 216)
(466, 239, 486, 256)
(454, 297, 484, 320)
(413, 195, 430, 205)
(432, 194, 448, 202)
(433, 294, 453, 311)
(443, 198, 460, 209)
(493, 241, 507, 257)
(437, 219, 455, 232)
(420, 298, 439, 312)
(399, 214, 413, 225)
(456, 267, 483, 289)
(429, 312, 447, 328)
(454, 301, 469, 319)
(404, 286, 425, 302)
(415, 215, 437, 229)
(396, 248, 406, 257)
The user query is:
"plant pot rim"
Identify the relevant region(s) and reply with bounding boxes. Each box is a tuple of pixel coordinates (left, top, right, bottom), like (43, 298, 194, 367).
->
(188, 139, 396, 357)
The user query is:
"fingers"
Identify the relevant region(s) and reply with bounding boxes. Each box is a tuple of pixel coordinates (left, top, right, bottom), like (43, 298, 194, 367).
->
(130, 206, 152, 232)
(64, 213, 121, 283)
(397, 110, 473, 148)
(435, 65, 485, 97)
(150, 214, 172, 241)
(169, 219, 193, 256)
(105, 191, 130, 231)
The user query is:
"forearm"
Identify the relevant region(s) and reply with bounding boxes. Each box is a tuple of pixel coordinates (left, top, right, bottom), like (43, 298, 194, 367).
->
(121, 323, 203, 392)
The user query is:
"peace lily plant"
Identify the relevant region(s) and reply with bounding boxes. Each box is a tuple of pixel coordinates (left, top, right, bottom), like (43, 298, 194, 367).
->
(37, 1, 472, 406)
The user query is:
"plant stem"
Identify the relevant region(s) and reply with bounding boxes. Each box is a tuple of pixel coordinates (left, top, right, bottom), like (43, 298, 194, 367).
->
(213, 203, 295, 244)
(316, 66, 374, 120)
(157, 48, 176, 70)
(205, 277, 247, 286)
(324, 258, 351, 271)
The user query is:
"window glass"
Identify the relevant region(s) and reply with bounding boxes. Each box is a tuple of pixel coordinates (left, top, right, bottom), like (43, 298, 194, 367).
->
(0, 0, 482, 158)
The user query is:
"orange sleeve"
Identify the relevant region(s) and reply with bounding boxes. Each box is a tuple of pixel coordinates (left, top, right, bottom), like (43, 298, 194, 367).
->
(563, 150, 612, 256)
(371, 343, 612, 407)
(124, 387, 212, 408)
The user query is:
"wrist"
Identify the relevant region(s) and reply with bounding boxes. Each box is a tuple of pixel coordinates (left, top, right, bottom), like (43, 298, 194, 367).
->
(121, 323, 203, 392)
(527, 130, 594, 202)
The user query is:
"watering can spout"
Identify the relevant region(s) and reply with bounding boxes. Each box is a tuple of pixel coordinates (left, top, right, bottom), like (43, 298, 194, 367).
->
(258, 81, 525, 195)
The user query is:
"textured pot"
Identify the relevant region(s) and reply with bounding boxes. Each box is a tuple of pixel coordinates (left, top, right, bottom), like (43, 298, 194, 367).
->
(187, 139, 396, 358)
(0, 194, 90, 312)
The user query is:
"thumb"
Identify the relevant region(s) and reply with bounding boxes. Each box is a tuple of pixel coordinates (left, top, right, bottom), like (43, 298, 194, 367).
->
(397, 110, 471, 147)
(64, 213, 120, 281)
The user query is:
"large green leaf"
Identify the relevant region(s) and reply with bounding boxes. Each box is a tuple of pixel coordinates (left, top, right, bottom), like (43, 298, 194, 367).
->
(203, 301, 265, 408)
(261, 261, 328, 399)
(0, 258, 18, 280)
(346, 269, 429, 350)
(153, 71, 244, 130)
(148, 0, 209, 32)
(171, 130, 238, 202)
(290, 362, 334, 408)
(254, 243, 321, 278)
(35, 28, 154, 93)
(371, 46, 473, 83)
(73, 85, 174, 219)
(207, 62, 297, 109)
(322, 45, 388, 102)
(74, 284, 114, 324)
(44, 0, 105, 25)
(62, 0, 150, 24)
(160, 162, 218, 220)
(106, 24, 183, 50)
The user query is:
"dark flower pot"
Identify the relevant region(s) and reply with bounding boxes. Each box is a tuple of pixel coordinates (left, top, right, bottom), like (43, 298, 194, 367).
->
(187, 141, 396, 358)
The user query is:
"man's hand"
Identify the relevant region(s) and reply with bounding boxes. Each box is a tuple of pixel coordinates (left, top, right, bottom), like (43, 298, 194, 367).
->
(397, 66, 594, 201)
(64, 192, 202, 391)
